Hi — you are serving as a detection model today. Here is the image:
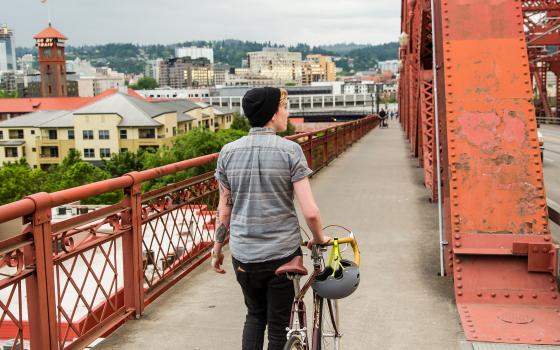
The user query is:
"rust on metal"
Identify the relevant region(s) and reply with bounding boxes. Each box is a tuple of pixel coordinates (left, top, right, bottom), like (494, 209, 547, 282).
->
(400, 0, 560, 344)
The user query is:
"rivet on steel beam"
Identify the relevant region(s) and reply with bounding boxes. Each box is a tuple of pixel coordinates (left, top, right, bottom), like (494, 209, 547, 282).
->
(553, 294, 558, 299)
(477, 292, 482, 297)
(457, 284, 463, 289)
(458, 291, 463, 296)
(532, 294, 538, 299)
(456, 267, 462, 272)
(536, 338, 541, 342)
(473, 336, 478, 339)
(457, 276, 462, 280)
(515, 338, 520, 342)
(455, 234, 461, 240)
(491, 293, 496, 298)
(496, 338, 502, 341)
(470, 329, 476, 333)
(550, 278, 555, 283)
(468, 324, 474, 328)
(504, 293, 510, 298)
(533, 247, 539, 253)
(544, 236, 551, 242)
(550, 286, 556, 291)
(555, 339, 560, 343)
(455, 242, 461, 248)
(542, 247, 549, 253)
(518, 294, 524, 299)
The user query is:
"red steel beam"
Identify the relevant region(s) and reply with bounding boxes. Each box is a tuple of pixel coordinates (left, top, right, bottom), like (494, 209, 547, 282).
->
(401, 0, 560, 344)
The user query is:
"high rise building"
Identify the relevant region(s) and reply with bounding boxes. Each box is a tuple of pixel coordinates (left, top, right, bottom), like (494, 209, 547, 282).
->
(159, 57, 213, 88)
(145, 58, 163, 82)
(175, 47, 214, 64)
(34, 24, 68, 97)
(0, 25, 17, 72)
(378, 60, 400, 75)
(302, 54, 336, 85)
(247, 48, 302, 85)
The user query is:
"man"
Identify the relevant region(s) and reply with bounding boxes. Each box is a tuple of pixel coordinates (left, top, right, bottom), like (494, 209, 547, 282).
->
(379, 108, 388, 128)
(211, 87, 330, 350)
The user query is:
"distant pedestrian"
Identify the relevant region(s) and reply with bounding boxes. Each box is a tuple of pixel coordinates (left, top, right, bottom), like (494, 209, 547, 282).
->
(379, 109, 388, 128)
(390, 111, 394, 120)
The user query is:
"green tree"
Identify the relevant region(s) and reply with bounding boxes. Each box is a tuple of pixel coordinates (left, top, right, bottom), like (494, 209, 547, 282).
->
(0, 160, 46, 204)
(0, 90, 18, 98)
(103, 150, 145, 177)
(230, 113, 251, 132)
(130, 76, 158, 90)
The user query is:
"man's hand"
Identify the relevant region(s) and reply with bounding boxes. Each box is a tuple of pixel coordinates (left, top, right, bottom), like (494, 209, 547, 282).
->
(211, 250, 226, 274)
(307, 235, 332, 250)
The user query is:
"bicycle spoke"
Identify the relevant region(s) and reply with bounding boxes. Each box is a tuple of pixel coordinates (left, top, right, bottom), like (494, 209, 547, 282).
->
(321, 298, 340, 350)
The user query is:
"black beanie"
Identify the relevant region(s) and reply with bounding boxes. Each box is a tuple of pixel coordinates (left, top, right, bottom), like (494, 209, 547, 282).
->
(242, 87, 281, 127)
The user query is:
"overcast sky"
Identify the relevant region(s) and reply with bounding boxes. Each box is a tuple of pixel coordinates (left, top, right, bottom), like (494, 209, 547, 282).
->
(4, 0, 401, 48)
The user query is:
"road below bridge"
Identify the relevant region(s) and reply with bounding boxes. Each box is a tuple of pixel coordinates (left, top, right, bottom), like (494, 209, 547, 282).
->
(542, 124, 560, 207)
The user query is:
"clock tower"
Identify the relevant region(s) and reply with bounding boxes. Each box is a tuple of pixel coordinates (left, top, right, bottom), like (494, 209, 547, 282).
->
(34, 24, 68, 97)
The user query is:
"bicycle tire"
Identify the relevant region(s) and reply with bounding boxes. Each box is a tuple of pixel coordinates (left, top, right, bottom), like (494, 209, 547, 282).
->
(284, 335, 305, 350)
(319, 298, 341, 350)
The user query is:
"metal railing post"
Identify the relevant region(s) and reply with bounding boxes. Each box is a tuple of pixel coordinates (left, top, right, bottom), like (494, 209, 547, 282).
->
(123, 175, 145, 318)
(25, 192, 59, 350)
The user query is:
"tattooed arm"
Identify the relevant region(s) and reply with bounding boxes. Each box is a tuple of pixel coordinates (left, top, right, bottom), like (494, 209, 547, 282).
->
(211, 180, 233, 274)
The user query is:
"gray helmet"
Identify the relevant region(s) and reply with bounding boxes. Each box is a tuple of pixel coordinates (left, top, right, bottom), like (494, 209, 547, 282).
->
(312, 259, 360, 299)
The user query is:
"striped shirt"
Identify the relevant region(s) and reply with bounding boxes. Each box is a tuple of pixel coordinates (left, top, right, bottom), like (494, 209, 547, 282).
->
(215, 127, 313, 263)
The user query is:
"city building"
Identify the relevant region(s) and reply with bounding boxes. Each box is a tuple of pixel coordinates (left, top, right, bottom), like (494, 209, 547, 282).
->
(377, 60, 400, 75)
(18, 54, 35, 74)
(75, 67, 126, 97)
(0, 87, 132, 121)
(34, 24, 69, 97)
(213, 64, 229, 86)
(224, 68, 275, 87)
(0, 91, 234, 167)
(159, 57, 213, 88)
(136, 88, 210, 99)
(145, 58, 163, 82)
(247, 48, 302, 85)
(0, 25, 17, 73)
(175, 47, 214, 64)
(302, 54, 336, 85)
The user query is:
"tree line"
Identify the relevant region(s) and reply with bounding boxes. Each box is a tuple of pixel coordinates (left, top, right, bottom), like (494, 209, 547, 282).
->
(16, 40, 399, 75)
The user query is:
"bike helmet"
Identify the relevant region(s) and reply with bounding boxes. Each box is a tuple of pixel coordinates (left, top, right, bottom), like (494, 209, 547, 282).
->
(312, 239, 360, 299)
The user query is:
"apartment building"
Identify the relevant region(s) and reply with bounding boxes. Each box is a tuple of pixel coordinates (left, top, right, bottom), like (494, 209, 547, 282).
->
(247, 48, 302, 85)
(158, 57, 213, 88)
(302, 54, 336, 85)
(0, 92, 233, 168)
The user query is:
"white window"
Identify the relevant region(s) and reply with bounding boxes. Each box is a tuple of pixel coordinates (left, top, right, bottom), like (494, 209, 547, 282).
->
(84, 148, 95, 158)
(100, 148, 111, 158)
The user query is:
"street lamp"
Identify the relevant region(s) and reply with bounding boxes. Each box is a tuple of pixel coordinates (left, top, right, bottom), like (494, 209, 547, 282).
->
(370, 93, 375, 115)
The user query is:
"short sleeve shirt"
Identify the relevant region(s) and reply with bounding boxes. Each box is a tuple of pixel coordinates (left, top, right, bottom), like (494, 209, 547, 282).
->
(215, 127, 313, 263)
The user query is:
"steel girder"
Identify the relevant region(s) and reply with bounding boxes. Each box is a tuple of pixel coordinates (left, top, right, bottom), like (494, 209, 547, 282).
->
(400, 0, 560, 344)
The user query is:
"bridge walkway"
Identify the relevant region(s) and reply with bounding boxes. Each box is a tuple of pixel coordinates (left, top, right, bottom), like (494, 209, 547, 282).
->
(95, 120, 466, 350)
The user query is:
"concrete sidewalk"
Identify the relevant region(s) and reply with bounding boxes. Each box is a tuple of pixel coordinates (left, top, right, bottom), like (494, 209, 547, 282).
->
(95, 120, 465, 350)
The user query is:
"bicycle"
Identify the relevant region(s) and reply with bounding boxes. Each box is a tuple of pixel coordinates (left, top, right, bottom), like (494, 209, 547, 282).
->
(275, 227, 360, 350)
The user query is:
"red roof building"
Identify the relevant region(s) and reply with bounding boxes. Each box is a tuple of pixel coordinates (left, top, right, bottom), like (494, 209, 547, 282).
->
(0, 88, 144, 121)
(33, 25, 68, 40)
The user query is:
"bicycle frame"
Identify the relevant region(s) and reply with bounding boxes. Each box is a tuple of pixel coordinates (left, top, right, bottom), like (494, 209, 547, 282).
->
(286, 245, 340, 350)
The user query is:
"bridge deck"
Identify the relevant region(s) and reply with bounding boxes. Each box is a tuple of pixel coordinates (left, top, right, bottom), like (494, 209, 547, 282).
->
(95, 120, 466, 349)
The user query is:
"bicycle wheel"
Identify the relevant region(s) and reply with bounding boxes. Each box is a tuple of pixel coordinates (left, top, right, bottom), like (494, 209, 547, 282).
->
(284, 335, 305, 350)
(320, 298, 341, 350)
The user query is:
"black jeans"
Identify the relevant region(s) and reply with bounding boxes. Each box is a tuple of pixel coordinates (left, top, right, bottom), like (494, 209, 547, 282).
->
(233, 249, 301, 350)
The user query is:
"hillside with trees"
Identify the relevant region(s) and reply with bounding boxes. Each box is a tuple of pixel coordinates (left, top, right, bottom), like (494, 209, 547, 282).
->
(17, 40, 399, 75)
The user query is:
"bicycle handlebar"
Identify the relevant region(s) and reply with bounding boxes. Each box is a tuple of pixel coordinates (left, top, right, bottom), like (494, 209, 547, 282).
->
(302, 237, 360, 266)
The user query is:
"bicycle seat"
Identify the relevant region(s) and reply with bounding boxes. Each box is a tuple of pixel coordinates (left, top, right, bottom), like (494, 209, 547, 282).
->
(275, 256, 308, 276)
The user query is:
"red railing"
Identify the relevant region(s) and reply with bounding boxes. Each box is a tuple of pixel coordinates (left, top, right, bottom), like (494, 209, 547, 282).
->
(0, 116, 378, 350)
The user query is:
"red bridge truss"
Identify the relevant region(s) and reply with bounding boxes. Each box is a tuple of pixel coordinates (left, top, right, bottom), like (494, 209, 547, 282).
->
(400, 0, 560, 344)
